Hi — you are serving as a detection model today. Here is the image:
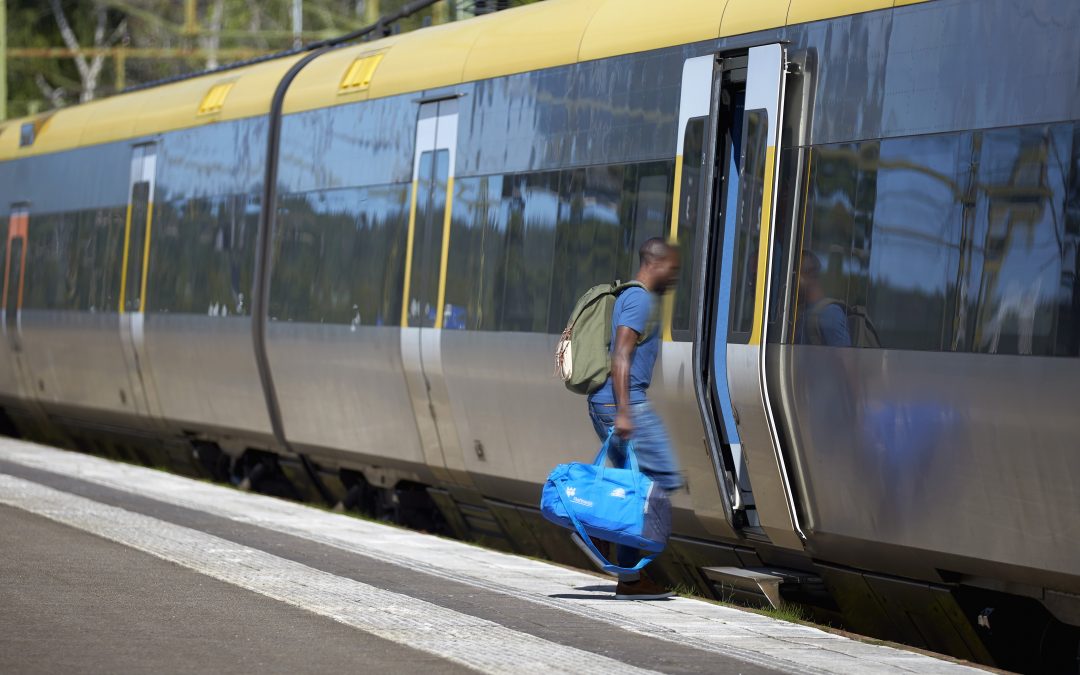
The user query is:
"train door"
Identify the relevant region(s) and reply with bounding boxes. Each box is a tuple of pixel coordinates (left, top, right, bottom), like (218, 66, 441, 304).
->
(400, 98, 469, 486)
(697, 45, 805, 551)
(3, 205, 37, 401)
(3, 206, 28, 353)
(118, 143, 161, 420)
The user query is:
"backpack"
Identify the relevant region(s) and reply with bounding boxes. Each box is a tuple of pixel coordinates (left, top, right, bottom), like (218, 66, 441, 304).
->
(554, 280, 653, 395)
(807, 298, 882, 348)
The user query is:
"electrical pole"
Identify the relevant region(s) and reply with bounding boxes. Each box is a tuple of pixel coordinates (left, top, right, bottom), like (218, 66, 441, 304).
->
(0, 0, 6, 120)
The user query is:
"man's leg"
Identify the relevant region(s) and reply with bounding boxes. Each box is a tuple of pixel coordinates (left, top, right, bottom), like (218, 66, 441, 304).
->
(626, 400, 683, 491)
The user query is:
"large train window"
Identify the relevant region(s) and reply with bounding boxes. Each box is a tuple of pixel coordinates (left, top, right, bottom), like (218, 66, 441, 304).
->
(793, 122, 1080, 356)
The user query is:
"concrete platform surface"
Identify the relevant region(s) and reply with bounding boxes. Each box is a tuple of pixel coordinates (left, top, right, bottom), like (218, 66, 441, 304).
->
(0, 438, 989, 674)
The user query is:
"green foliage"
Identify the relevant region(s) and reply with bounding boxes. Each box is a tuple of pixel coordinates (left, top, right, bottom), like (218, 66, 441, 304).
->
(5, 0, 546, 119)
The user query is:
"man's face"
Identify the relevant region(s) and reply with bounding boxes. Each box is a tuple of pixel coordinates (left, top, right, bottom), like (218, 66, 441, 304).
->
(657, 251, 681, 293)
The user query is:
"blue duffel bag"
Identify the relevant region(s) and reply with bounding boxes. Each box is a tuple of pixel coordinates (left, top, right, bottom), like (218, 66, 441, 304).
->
(540, 429, 671, 574)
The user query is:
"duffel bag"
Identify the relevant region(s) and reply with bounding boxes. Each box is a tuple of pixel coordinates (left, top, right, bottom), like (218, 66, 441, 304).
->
(540, 429, 671, 574)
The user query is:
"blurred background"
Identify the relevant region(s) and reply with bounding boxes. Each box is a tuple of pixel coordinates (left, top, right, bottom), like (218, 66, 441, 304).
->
(1, 0, 542, 120)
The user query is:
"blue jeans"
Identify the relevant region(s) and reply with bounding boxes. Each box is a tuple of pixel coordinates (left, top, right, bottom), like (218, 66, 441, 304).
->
(588, 399, 682, 581)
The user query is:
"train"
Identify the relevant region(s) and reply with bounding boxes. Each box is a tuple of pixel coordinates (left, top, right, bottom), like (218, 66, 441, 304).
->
(1, 0, 1078, 669)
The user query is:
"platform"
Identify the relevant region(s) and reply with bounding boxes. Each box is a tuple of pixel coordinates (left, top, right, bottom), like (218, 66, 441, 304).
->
(0, 439, 987, 674)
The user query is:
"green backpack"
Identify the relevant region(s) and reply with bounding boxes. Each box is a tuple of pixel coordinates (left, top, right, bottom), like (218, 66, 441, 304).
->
(555, 280, 654, 395)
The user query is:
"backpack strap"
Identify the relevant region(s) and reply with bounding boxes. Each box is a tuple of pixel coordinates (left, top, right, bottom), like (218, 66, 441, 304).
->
(805, 297, 845, 345)
(613, 281, 658, 345)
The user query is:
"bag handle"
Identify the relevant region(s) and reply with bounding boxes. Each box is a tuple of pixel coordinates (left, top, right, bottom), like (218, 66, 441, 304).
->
(593, 427, 640, 475)
(554, 475, 658, 575)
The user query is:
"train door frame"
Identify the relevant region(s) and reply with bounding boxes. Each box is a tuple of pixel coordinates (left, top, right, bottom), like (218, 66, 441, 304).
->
(400, 97, 471, 487)
(693, 44, 807, 551)
(3, 205, 28, 352)
(118, 142, 162, 422)
(3, 204, 39, 404)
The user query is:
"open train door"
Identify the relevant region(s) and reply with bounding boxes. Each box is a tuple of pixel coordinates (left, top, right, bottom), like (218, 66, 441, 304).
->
(696, 45, 805, 551)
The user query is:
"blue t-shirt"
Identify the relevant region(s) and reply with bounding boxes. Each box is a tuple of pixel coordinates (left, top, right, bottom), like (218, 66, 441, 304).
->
(588, 286, 658, 405)
(795, 301, 852, 347)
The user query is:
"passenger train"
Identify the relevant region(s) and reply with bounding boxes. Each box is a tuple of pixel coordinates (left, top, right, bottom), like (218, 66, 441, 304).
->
(1, 0, 1078, 669)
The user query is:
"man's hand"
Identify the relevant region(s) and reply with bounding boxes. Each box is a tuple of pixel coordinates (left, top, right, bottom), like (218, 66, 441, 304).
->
(614, 410, 634, 439)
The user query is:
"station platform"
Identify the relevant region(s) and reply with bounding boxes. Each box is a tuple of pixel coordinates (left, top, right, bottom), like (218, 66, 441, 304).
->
(0, 438, 988, 675)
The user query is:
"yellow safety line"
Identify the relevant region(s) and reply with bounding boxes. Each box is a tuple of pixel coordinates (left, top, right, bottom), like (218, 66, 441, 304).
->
(138, 201, 154, 313)
(433, 176, 455, 330)
(661, 154, 684, 343)
(748, 145, 776, 346)
(118, 201, 134, 313)
(400, 178, 420, 327)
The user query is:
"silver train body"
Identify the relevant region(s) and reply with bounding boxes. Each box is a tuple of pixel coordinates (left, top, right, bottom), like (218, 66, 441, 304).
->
(1, 0, 1078, 668)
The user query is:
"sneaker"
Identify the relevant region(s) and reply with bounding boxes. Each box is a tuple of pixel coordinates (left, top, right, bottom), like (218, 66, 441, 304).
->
(614, 576, 674, 600)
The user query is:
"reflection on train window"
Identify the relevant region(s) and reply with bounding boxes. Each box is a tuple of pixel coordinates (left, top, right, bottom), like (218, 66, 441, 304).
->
(270, 183, 408, 326)
(865, 135, 961, 351)
(964, 125, 1073, 356)
(729, 109, 769, 341)
(444, 160, 674, 334)
(22, 208, 124, 312)
(149, 194, 258, 315)
(407, 150, 449, 328)
(672, 117, 706, 334)
(796, 122, 1080, 356)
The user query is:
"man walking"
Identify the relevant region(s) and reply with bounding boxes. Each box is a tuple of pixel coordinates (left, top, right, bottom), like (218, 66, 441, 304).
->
(587, 237, 683, 600)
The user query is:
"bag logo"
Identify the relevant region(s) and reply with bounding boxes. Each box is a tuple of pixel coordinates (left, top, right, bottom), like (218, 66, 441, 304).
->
(565, 485, 593, 508)
(609, 487, 626, 498)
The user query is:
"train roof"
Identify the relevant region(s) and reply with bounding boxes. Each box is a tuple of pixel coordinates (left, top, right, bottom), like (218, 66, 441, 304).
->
(0, 0, 927, 162)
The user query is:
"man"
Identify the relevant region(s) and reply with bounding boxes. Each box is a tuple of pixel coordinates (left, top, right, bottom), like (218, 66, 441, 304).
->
(587, 237, 683, 600)
(795, 250, 851, 347)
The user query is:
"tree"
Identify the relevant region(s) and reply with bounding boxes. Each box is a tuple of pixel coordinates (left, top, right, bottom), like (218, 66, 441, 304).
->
(46, 0, 128, 103)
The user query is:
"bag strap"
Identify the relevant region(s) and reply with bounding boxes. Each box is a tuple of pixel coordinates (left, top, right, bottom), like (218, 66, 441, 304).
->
(593, 427, 640, 475)
(554, 475, 659, 575)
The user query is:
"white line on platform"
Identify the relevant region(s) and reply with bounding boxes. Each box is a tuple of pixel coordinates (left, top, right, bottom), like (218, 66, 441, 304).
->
(0, 473, 660, 675)
(0, 440, 985, 675)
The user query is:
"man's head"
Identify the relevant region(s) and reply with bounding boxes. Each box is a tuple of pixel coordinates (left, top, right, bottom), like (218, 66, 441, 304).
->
(798, 249, 823, 303)
(637, 237, 681, 293)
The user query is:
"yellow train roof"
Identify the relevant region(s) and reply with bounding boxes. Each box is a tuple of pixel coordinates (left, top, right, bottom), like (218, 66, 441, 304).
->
(0, 0, 927, 162)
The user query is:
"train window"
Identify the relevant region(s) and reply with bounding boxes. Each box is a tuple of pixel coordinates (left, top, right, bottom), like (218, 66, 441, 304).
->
(443, 176, 504, 331)
(124, 181, 151, 312)
(866, 135, 961, 351)
(150, 194, 259, 316)
(1059, 123, 1080, 356)
(728, 109, 769, 341)
(87, 207, 125, 313)
(963, 125, 1074, 356)
(406, 150, 449, 329)
(672, 117, 706, 336)
(270, 184, 408, 325)
(794, 122, 1080, 357)
(499, 171, 557, 333)
(444, 160, 673, 334)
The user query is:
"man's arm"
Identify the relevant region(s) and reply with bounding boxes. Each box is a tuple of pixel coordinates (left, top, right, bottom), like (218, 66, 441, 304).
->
(612, 325, 639, 438)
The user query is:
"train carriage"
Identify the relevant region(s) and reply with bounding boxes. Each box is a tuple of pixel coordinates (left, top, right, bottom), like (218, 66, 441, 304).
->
(1, 0, 1078, 668)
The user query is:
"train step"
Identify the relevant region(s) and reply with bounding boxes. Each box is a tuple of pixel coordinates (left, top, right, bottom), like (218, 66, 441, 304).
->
(702, 566, 822, 609)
